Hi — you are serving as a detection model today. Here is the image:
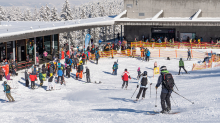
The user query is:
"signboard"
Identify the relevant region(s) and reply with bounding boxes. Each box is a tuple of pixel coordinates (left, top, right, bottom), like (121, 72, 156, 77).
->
(152, 28, 175, 33)
(85, 34, 91, 50)
(180, 33, 196, 41)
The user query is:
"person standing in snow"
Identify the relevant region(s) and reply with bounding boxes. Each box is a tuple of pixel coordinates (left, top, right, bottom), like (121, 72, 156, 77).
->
(154, 61, 157, 68)
(57, 68, 63, 84)
(178, 58, 187, 75)
(155, 66, 173, 113)
(43, 51, 48, 62)
(95, 51, 100, 64)
(29, 72, 37, 89)
(112, 62, 118, 75)
(137, 67, 141, 80)
(3, 81, 15, 102)
(47, 75, 55, 91)
(146, 49, 151, 62)
(84, 66, 90, 83)
(39, 70, 44, 86)
(136, 71, 152, 101)
(187, 49, 191, 60)
(121, 69, 131, 89)
(66, 64, 71, 78)
(82, 52, 86, 65)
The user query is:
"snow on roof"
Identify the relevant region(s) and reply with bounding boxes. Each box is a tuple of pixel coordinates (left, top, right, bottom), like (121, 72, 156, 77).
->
(0, 16, 115, 40)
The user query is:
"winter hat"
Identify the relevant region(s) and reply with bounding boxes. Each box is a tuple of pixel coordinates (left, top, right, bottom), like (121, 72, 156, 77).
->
(138, 67, 140, 71)
(160, 66, 167, 72)
(125, 69, 127, 71)
(143, 71, 147, 76)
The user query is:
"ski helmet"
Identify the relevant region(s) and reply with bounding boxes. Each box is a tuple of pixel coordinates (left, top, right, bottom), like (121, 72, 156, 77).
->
(125, 69, 127, 71)
(143, 71, 148, 76)
(4, 81, 7, 85)
(160, 66, 167, 71)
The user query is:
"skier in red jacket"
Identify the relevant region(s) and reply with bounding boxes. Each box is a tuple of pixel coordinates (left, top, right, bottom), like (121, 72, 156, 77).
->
(121, 69, 131, 89)
(29, 73, 37, 89)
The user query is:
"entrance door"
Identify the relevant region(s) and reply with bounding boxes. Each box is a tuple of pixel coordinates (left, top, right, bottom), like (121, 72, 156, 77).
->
(151, 28, 176, 42)
(21, 46, 26, 61)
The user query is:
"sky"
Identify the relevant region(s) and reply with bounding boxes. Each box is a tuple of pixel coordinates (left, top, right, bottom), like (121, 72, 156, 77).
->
(0, 0, 99, 10)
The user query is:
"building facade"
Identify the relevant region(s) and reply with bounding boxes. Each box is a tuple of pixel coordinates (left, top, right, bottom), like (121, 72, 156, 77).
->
(122, 0, 220, 42)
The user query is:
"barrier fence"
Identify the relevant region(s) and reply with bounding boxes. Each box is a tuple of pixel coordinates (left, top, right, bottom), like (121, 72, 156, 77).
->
(192, 55, 220, 71)
(89, 49, 206, 60)
(130, 41, 220, 49)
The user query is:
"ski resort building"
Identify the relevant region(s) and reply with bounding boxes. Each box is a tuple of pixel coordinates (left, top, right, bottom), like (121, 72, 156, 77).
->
(0, 0, 220, 66)
(121, 0, 220, 42)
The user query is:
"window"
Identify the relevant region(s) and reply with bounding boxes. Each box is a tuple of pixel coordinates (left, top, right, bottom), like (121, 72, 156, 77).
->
(126, 4, 133, 8)
(139, 13, 145, 16)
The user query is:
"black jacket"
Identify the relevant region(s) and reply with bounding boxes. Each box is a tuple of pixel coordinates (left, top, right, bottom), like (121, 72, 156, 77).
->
(84, 68, 90, 77)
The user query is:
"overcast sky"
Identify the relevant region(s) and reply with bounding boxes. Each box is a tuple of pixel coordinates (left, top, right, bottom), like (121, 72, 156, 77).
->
(0, 0, 98, 10)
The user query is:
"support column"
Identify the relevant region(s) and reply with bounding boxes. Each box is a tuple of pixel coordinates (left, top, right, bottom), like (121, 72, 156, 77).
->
(52, 34, 54, 49)
(34, 37, 36, 65)
(13, 41, 15, 62)
(121, 25, 123, 41)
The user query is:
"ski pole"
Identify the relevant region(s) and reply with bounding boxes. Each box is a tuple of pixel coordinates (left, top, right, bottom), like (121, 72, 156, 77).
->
(171, 95, 176, 105)
(155, 89, 157, 107)
(150, 83, 152, 98)
(173, 90, 194, 104)
(131, 88, 138, 98)
(175, 84, 179, 91)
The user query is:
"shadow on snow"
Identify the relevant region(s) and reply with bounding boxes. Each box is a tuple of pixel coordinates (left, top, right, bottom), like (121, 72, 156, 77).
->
(93, 108, 156, 115)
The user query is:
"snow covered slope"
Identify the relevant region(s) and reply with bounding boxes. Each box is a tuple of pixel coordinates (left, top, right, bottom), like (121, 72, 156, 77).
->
(0, 57, 219, 123)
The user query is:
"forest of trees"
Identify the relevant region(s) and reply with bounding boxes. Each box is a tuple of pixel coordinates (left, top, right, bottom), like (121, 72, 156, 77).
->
(0, 0, 124, 47)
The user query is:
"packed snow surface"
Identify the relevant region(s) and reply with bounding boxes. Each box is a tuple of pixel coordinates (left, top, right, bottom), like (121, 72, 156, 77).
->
(0, 57, 220, 123)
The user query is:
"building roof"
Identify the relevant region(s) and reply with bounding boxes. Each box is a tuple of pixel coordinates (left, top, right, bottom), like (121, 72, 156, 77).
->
(0, 16, 115, 42)
(1, 9, 220, 42)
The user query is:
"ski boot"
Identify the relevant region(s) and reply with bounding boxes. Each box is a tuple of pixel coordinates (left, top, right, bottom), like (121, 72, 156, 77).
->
(160, 110, 167, 114)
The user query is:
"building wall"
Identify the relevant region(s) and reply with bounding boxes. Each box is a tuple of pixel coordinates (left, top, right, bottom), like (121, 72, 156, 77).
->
(124, 0, 220, 18)
(124, 25, 220, 42)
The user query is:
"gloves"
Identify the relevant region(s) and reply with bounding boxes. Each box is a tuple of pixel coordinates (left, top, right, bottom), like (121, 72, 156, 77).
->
(155, 86, 158, 89)
(137, 85, 139, 88)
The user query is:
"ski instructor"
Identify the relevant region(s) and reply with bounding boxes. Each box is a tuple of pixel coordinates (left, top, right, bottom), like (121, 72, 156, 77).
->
(155, 66, 174, 114)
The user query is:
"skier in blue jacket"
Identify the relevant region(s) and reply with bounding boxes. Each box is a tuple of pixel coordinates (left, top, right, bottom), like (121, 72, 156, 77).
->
(3, 81, 15, 102)
(57, 68, 63, 83)
(146, 49, 151, 62)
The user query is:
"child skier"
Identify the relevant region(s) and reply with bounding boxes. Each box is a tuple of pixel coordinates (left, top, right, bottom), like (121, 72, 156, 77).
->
(136, 71, 152, 101)
(66, 64, 71, 78)
(29, 72, 37, 89)
(39, 70, 44, 87)
(47, 74, 55, 91)
(179, 58, 187, 75)
(3, 81, 15, 102)
(112, 62, 118, 75)
(137, 67, 141, 80)
(57, 68, 63, 84)
(121, 69, 131, 89)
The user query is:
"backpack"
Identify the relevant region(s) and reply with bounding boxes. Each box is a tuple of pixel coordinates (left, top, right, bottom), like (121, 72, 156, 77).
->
(141, 77, 148, 86)
(48, 76, 53, 82)
(6, 85, 11, 91)
(163, 73, 175, 90)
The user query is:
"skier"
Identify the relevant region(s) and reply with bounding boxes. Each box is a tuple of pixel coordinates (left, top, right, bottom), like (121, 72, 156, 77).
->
(112, 62, 118, 75)
(178, 58, 187, 75)
(146, 49, 151, 62)
(137, 67, 141, 80)
(29, 72, 37, 89)
(136, 71, 152, 101)
(47, 75, 55, 91)
(187, 49, 191, 60)
(155, 66, 174, 113)
(25, 69, 29, 87)
(3, 81, 15, 102)
(121, 69, 131, 89)
(66, 64, 71, 78)
(82, 52, 86, 65)
(39, 70, 44, 87)
(57, 68, 63, 84)
(84, 66, 90, 83)
(95, 51, 100, 64)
